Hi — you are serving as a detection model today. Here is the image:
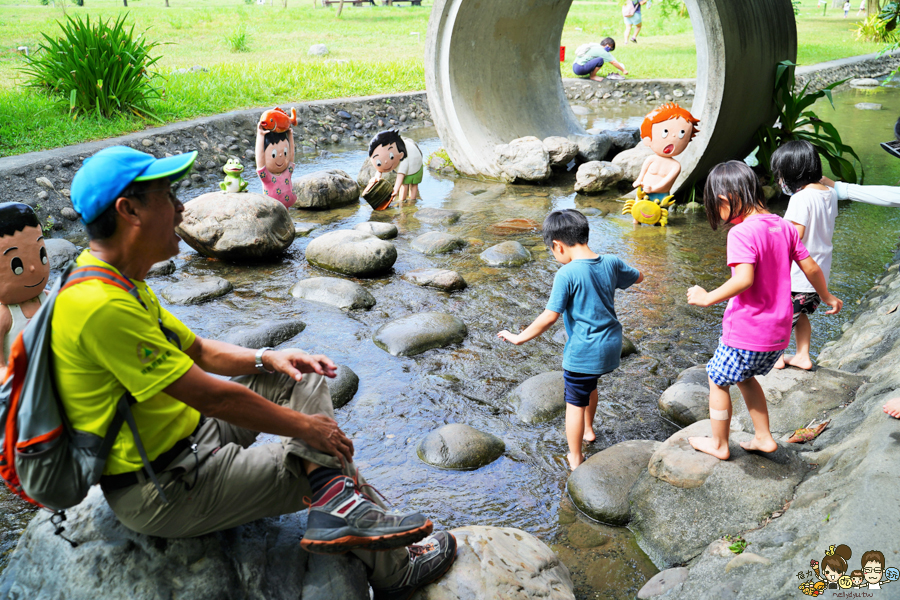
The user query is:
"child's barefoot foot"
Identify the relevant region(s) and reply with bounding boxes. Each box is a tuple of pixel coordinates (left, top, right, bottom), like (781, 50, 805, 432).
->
(884, 397, 900, 418)
(739, 436, 778, 453)
(773, 356, 786, 370)
(783, 354, 814, 371)
(583, 430, 596, 443)
(688, 436, 730, 460)
(589, 75, 605, 82)
(567, 452, 585, 470)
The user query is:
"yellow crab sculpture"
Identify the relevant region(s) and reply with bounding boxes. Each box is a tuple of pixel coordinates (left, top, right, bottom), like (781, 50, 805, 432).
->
(623, 187, 676, 227)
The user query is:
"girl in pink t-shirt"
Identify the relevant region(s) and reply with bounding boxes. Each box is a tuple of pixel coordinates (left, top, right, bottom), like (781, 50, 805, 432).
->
(685, 161, 842, 460)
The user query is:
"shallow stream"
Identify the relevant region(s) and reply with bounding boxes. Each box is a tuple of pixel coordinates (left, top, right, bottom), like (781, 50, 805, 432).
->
(4, 84, 900, 598)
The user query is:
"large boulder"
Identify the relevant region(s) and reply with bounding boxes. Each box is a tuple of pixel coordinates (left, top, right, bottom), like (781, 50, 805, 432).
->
(290, 277, 376, 310)
(176, 192, 294, 261)
(494, 137, 551, 183)
(542, 136, 579, 168)
(160, 276, 233, 305)
(305, 230, 397, 277)
(357, 157, 396, 190)
(413, 526, 574, 600)
(374, 312, 467, 356)
(574, 161, 624, 194)
(44, 238, 79, 270)
(629, 420, 809, 566)
(410, 232, 468, 255)
(569, 133, 613, 162)
(353, 222, 398, 239)
(0, 487, 368, 600)
(222, 320, 306, 348)
(566, 440, 660, 525)
(507, 371, 565, 424)
(657, 365, 710, 427)
(479, 241, 532, 267)
(292, 169, 359, 210)
(417, 424, 505, 470)
(611, 145, 654, 182)
(328, 364, 359, 409)
(402, 268, 467, 292)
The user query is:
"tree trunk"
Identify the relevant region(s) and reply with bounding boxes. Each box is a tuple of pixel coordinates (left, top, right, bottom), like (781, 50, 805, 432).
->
(868, 0, 881, 15)
(337, 0, 345, 16)
(165, 0, 169, 6)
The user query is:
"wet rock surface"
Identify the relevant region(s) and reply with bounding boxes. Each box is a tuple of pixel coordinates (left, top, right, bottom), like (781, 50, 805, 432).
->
(479, 241, 532, 267)
(508, 371, 565, 424)
(353, 221, 398, 239)
(495, 136, 551, 183)
(637, 568, 689, 599)
(294, 222, 319, 237)
(373, 312, 468, 356)
(485, 218, 541, 236)
(161, 276, 233, 305)
(542, 136, 579, 167)
(410, 231, 467, 255)
(177, 192, 294, 261)
(147, 259, 176, 278)
(402, 268, 467, 292)
(328, 364, 359, 409)
(574, 161, 624, 194)
(305, 230, 397, 277)
(611, 145, 654, 182)
(414, 207, 462, 225)
(293, 169, 359, 210)
(417, 424, 505, 470)
(222, 319, 306, 348)
(290, 277, 376, 310)
(570, 133, 612, 162)
(356, 158, 396, 190)
(657, 365, 710, 427)
(44, 238, 79, 270)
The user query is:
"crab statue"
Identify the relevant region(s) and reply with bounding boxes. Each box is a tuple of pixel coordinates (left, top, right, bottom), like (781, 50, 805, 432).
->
(623, 186, 676, 227)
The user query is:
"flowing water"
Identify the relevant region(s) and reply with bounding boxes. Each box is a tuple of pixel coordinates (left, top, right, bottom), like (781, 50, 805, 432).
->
(3, 84, 900, 598)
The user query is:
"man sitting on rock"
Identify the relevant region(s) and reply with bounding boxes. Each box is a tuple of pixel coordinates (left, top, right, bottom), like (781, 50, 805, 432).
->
(62, 146, 456, 599)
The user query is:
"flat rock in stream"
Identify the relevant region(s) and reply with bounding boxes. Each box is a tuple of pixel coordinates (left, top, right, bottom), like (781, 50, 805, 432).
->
(417, 424, 505, 470)
(146, 259, 176, 278)
(373, 312, 467, 356)
(353, 222, 398, 239)
(410, 231, 468, 255)
(305, 230, 397, 277)
(402, 268, 467, 292)
(222, 320, 306, 348)
(507, 371, 565, 424)
(485, 218, 541, 236)
(160, 276, 233, 305)
(479, 241, 532, 267)
(292, 169, 359, 209)
(629, 420, 809, 566)
(328, 364, 359, 409)
(414, 208, 462, 225)
(566, 440, 660, 525)
(290, 277, 376, 310)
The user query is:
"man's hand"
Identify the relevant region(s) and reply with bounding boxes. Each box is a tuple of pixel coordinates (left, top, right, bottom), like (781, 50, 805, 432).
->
(687, 285, 710, 307)
(497, 330, 523, 345)
(303, 413, 354, 465)
(265, 349, 338, 382)
(821, 294, 843, 315)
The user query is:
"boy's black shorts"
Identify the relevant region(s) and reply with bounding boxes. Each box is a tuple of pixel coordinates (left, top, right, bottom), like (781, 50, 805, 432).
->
(791, 291, 821, 326)
(563, 370, 602, 408)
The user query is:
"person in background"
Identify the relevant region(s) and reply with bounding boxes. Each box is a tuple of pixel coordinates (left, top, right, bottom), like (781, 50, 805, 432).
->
(844, 1, 851, 17)
(623, 0, 648, 43)
(572, 38, 628, 82)
(857, 0, 867, 16)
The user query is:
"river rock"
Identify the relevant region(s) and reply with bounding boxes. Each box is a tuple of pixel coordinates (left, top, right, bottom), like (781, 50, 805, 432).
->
(402, 268, 467, 292)
(357, 158, 396, 190)
(410, 231, 468, 255)
(855, 102, 882, 110)
(161, 276, 233, 305)
(373, 312, 467, 356)
(566, 440, 660, 525)
(611, 145, 654, 182)
(542, 136, 579, 168)
(353, 221, 398, 239)
(293, 169, 359, 209)
(44, 238, 79, 270)
(507, 371, 564, 424)
(414, 526, 574, 600)
(629, 420, 808, 566)
(486, 218, 541, 236)
(176, 192, 294, 261)
(657, 365, 710, 427)
(305, 230, 397, 277)
(222, 319, 306, 348)
(290, 277, 376, 310)
(637, 567, 689, 599)
(574, 161, 624, 194)
(495, 136, 551, 183)
(294, 222, 318, 236)
(308, 43, 329, 56)
(608, 127, 641, 153)
(569, 133, 613, 162)
(849, 77, 880, 87)
(415, 207, 462, 225)
(146, 259, 176, 278)
(0, 487, 369, 600)
(552, 330, 637, 357)
(417, 424, 505, 470)
(328, 364, 359, 409)
(479, 241, 532, 267)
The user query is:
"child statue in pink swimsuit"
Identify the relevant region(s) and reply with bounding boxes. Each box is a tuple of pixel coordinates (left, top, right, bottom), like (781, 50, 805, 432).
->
(254, 120, 297, 208)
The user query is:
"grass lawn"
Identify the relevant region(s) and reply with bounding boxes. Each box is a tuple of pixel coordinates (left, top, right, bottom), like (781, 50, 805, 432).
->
(0, 0, 885, 156)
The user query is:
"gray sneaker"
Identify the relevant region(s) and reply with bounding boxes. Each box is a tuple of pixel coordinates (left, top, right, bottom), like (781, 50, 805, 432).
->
(372, 531, 458, 600)
(300, 476, 433, 554)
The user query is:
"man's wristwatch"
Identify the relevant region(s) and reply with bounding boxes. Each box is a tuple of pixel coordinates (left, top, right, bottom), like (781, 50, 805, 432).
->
(255, 347, 274, 374)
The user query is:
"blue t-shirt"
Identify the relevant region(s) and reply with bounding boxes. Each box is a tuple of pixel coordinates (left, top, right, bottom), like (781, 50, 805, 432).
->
(546, 255, 640, 375)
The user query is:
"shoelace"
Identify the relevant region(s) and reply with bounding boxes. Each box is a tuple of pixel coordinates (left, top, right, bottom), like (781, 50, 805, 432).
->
(302, 474, 393, 508)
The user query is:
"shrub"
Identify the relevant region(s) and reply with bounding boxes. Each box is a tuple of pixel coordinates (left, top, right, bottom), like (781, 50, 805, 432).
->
(225, 24, 251, 52)
(20, 14, 164, 121)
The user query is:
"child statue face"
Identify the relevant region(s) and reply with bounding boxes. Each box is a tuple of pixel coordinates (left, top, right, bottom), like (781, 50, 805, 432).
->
(0, 225, 49, 306)
(644, 117, 694, 158)
(370, 143, 404, 173)
(264, 139, 291, 174)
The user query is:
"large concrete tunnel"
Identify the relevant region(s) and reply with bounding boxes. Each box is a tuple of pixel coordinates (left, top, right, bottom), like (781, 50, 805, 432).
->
(425, 0, 798, 190)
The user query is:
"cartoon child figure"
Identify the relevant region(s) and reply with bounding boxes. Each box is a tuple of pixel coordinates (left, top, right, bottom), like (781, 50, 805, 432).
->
(862, 550, 889, 589)
(813, 544, 852, 589)
(0, 203, 50, 377)
(631, 102, 700, 223)
(254, 120, 296, 208)
(851, 570, 865, 588)
(366, 130, 424, 208)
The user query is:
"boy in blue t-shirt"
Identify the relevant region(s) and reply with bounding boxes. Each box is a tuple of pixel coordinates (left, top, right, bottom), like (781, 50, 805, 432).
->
(498, 209, 643, 470)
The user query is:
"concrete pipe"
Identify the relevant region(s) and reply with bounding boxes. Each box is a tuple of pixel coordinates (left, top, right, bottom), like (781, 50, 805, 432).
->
(425, 0, 797, 189)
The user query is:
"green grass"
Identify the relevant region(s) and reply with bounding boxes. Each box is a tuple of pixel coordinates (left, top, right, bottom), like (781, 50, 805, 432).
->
(0, 0, 885, 156)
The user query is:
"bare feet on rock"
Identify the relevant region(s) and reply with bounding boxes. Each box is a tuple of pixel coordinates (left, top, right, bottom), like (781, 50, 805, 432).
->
(782, 354, 814, 371)
(884, 397, 900, 418)
(589, 75, 605, 82)
(773, 356, 786, 370)
(739, 436, 778, 453)
(567, 452, 585, 471)
(688, 436, 730, 460)
(583, 430, 596, 443)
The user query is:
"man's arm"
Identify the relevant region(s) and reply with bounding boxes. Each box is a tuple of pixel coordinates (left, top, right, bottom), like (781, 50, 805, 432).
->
(610, 60, 628, 75)
(184, 336, 336, 382)
(796, 256, 842, 314)
(687, 263, 754, 307)
(498, 309, 560, 345)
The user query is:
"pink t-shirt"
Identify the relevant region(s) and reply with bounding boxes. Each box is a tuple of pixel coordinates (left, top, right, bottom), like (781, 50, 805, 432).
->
(256, 164, 296, 208)
(721, 214, 810, 352)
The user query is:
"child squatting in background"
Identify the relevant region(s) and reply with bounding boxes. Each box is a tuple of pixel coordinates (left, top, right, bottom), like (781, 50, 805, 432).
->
(686, 161, 842, 460)
(498, 209, 643, 470)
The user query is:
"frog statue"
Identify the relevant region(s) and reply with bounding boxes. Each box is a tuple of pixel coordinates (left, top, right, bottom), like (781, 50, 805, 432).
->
(220, 158, 249, 193)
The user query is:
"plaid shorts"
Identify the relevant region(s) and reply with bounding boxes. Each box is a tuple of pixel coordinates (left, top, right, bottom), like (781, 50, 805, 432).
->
(706, 342, 784, 386)
(791, 291, 821, 326)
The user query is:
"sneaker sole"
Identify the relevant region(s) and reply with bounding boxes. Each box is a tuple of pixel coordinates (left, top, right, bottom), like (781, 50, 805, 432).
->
(300, 520, 434, 555)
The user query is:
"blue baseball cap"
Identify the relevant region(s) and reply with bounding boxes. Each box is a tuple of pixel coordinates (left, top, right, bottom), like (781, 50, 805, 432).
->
(71, 146, 197, 224)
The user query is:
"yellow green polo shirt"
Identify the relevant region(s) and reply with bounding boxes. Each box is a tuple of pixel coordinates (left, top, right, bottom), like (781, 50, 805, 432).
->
(52, 250, 199, 476)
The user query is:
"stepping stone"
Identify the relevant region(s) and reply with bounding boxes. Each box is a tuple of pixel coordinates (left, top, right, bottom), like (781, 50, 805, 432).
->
(328, 364, 359, 409)
(353, 222, 398, 239)
(402, 268, 467, 292)
(305, 230, 397, 277)
(290, 277, 376, 310)
(485, 218, 541, 236)
(410, 231, 468, 255)
(373, 312, 467, 356)
(160, 276, 233, 305)
(415, 208, 462, 225)
(479, 241, 532, 267)
(417, 424, 505, 470)
(222, 320, 306, 348)
(507, 371, 564, 424)
(293, 169, 359, 209)
(147, 260, 176, 278)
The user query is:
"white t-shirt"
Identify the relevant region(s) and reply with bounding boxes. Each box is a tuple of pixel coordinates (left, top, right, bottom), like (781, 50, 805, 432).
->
(397, 137, 423, 176)
(784, 186, 838, 293)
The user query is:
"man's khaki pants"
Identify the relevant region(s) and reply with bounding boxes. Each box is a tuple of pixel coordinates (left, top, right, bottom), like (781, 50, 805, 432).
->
(104, 371, 408, 589)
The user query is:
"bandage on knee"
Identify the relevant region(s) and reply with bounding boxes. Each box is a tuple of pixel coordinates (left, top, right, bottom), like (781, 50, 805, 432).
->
(710, 408, 730, 421)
